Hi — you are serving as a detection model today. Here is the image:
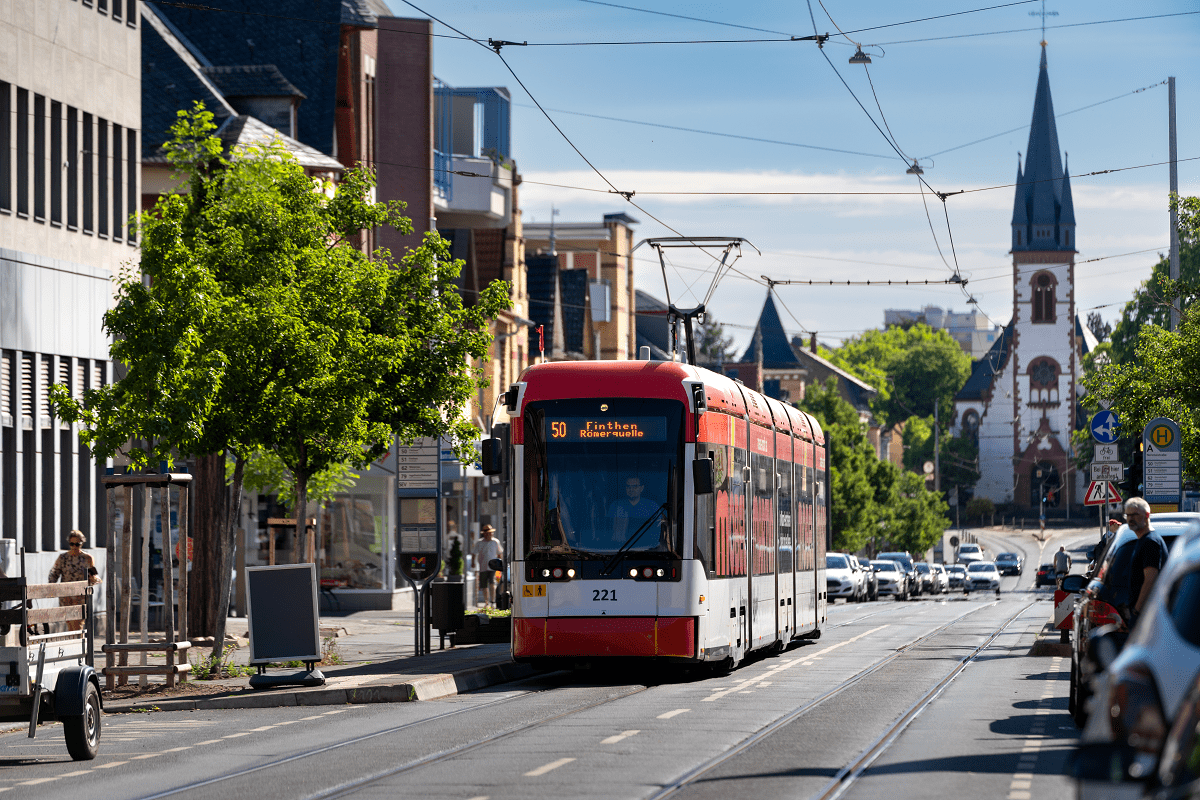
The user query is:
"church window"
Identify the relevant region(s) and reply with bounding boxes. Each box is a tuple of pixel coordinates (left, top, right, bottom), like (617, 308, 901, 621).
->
(1028, 357, 1060, 404)
(1031, 272, 1056, 323)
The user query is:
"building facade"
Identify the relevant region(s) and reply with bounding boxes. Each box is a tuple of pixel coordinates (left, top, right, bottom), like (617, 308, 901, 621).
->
(883, 305, 1002, 359)
(952, 47, 1097, 510)
(1, 0, 140, 582)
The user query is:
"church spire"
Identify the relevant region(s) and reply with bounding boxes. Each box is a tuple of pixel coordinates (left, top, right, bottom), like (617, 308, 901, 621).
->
(1011, 46, 1075, 252)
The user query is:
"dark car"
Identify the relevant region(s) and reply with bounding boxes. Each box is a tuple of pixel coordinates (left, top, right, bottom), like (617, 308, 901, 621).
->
(1069, 513, 1194, 728)
(1035, 563, 1055, 587)
(995, 552, 1023, 576)
(877, 552, 920, 598)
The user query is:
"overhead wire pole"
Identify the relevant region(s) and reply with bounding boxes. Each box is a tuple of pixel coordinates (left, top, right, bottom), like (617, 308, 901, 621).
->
(1169, 76, 1180, 332)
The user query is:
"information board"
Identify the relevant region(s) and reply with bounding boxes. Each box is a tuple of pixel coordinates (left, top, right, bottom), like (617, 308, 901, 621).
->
(396, 437, 439, 490)
(246, 564, 322, 665)
(1143, 417, 1182, 507)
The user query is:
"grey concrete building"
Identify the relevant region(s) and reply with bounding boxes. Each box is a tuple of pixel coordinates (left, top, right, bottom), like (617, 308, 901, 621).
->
(1, 0, 139, 581)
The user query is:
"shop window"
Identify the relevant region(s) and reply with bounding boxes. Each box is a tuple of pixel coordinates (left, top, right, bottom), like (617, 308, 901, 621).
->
(1031, 272, 1056, 323)
(321, 489, 388, 589)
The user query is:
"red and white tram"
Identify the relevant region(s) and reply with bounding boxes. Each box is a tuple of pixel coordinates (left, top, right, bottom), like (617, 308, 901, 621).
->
(492, 358, 829, 671)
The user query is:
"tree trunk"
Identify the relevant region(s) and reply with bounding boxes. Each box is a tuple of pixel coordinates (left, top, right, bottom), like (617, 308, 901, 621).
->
(211, 454, 246, 663)
(189, 452, 227, 638)
(293, 443, 309, 564)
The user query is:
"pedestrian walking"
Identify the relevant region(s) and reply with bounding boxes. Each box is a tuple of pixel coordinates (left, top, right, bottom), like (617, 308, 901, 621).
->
(48, 530, 101, 632)
(472, 525, 503, 608)
(1053, 545, 1071, 588)
(1124, 497, 1167, 626)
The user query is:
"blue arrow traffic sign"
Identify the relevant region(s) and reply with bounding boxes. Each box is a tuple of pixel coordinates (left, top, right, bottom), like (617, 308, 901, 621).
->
(1090, 410, 1120, 444)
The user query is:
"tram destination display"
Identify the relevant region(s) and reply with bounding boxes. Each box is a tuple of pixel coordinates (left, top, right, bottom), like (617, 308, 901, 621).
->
(546, 416, 667, 442)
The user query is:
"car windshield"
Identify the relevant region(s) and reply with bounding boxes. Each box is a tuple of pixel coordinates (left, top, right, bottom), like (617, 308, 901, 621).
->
(522, 398, 683, 559)
(968, 562, 995, 573)
(827, 555, 849, 569)
(960, 545, 980, 553)
(916, 563, 930, 573)
(949, 566, 965, 573)
(871, 561, 898, 571)
(997, 553, 1017, 561)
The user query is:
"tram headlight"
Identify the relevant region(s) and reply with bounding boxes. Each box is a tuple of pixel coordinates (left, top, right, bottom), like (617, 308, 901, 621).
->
(567, 568, 576, 578)
(656, 569, 664, 577)
(629, 568, 638, 578)
(542, 569, 551, 578)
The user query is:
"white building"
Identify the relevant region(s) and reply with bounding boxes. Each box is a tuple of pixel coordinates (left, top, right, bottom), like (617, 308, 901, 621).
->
(883, 305, 1002, 359)
(952, 47, 1100, 510)
(1, 1, 140, 580)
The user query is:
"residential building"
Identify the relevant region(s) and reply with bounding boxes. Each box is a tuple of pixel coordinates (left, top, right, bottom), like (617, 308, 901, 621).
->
(1, 0, 140, 583)
(951, 47, 1099, 510)
(883, 305, 1002, 359)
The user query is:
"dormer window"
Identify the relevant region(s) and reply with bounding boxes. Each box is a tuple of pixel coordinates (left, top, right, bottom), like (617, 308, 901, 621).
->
(1031, 271, 1056, 323)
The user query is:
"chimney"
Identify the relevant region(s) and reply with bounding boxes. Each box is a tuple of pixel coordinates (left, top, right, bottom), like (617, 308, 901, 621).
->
(809, 333, 817, 354)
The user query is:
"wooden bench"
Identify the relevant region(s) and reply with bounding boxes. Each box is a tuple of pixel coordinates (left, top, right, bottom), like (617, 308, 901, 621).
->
(102, 641, 192, 690)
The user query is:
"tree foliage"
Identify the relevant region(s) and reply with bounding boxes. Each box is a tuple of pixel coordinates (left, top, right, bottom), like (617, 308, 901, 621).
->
(800, 379, 947, 555)
(51, 104, 510, 655)
(825, 324, 971, 429)
(695, 315, 737, 365)
(1087, 311, 1112, 343)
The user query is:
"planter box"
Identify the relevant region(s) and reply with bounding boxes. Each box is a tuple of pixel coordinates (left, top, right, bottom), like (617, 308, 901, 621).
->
(454, 613, 511, 644)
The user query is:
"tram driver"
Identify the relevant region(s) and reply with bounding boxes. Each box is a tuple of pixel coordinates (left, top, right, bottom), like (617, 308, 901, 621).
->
(611, 475, 663, 549)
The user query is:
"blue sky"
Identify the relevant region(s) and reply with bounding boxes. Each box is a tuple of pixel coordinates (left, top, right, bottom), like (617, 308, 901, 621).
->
(411, 1, 1199, 354)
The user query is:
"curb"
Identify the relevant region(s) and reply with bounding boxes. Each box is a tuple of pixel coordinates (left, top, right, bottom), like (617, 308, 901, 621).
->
(1028, 621, 1071, 657)
(105, 660, 535, 714)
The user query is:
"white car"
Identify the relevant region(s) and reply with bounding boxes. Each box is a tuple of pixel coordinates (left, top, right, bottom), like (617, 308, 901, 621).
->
(946, 564, 967, 590)
(871, 559, 908, 600)
(965, 561, 1001, 592)
(930, 563, 950, 594)
(826, 553, 858, 601)
(957, 542, 985, 565)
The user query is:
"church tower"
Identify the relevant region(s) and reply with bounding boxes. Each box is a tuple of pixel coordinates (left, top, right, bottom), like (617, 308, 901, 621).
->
(1010, 45, 1079, 509)
(952, 46, 1098, 510)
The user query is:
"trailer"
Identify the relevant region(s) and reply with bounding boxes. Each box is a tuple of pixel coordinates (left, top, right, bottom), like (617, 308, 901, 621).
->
(0, 577, 101, 760)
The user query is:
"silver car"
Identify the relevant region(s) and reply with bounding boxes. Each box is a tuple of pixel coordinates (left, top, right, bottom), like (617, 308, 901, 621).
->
(965, 561, 1001, 593)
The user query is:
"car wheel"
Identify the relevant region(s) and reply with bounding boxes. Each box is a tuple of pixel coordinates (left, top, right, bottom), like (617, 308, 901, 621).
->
(63, 682, 101, 761)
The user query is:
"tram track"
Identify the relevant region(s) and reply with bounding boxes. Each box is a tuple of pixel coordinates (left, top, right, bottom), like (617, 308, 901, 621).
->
(136, 597, 1009, 800)
(810, 598, 1038, 800)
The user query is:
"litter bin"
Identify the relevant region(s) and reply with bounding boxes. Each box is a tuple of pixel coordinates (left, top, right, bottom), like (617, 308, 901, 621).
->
(430, 579, 465, 649)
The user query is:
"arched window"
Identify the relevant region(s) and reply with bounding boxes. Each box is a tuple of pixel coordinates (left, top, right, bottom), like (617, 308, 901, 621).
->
(1031, 272, 1056, 323)
(961, 409, 980, 440)
(1027, 357, 1060, 405)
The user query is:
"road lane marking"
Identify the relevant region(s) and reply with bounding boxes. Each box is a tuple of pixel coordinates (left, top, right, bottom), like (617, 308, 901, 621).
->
(131, 754, 161, 760)
(194, 739, 224, 745)
(275, 720, 300, 725)
(60, 771, 91, 777)
(600, 730, 640, 744)
(164, 747, 192, 752)
(1011, 779, 1032, 789)
(221, 732, 252, 739)
(249, 725, 277, 732)
(524, 758, 575, 776)
(17, 778, 60, 785)
(658, 709, 690, 719)
(299, 715, 325, 721)
(704, 625, 889, 702)
(1009, 792, 1031, 799)
(95, 761, 128, 768)
(322, 709, 349, 715)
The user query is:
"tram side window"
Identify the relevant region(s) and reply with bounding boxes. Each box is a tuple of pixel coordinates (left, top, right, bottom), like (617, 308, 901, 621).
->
(729, 444, 747, 576)
(751, 453, 775, 576)
(523, 407, 548, 554)
(778, 463, 793, 573)
(695, 445, 718, 574)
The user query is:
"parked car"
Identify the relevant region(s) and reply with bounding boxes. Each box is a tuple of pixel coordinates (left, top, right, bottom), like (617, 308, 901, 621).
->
(1070, 515, 1195, 728)
(965, 561, 1001, 593)
(877, 552, 920, 597)
(914, 562, 935, 594)
(826, 553, 859, 602)
(956, 542, 985, 564)
(871, 559, 908, 601)
(1035, 563, 1056, 587)
(850, 554, 877, 601)
(930, 563, 950, 594)
(995, 552, 1023, 576)
(1070, 520, 1200, 796)
(1151, 670, 1200, 798)
(946, 564, 967, 590)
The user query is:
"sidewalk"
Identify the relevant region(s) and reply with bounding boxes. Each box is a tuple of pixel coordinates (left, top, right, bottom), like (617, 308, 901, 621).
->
(99, 608, 529, 714)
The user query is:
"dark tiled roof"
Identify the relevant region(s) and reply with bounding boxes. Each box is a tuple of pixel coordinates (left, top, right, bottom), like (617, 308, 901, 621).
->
(151, 0, 344, 157)
(1012, 47, 1074, 251)
(956, 322, 1014, 401)
(739, 293, 803, 368)
(142, 8, 235, 157)
(342, 0, 391, 26)
(201, 65, 306, 98)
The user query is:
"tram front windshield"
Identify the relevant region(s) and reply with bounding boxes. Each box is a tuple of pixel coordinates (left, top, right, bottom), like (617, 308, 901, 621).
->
(523, 398, 684, 559)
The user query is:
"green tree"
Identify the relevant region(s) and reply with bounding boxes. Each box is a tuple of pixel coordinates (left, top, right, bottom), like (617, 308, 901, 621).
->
(52, 105, 509, 658)
(900, 415, 980, 492)
(826, 324, 971, 429)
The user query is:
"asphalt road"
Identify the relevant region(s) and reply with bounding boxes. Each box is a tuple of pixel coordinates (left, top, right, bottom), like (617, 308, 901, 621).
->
(0, 527, 1092, 800)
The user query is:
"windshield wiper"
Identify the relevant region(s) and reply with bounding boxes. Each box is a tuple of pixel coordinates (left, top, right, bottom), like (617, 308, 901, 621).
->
(600, 502, 668, 576)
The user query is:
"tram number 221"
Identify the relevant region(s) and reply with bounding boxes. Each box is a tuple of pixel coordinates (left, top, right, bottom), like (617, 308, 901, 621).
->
(551, 421, 568, 439)
(593, 589, 617, 602)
